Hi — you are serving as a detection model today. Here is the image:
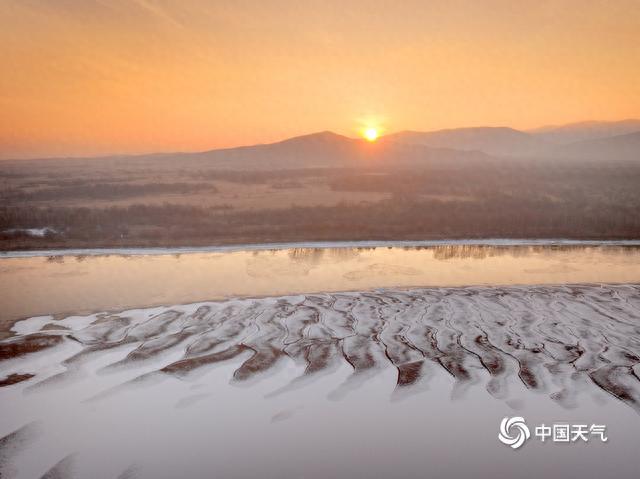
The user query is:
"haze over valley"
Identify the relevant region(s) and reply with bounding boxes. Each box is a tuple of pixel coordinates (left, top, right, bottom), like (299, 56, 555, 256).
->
(1, 119, 639, 250)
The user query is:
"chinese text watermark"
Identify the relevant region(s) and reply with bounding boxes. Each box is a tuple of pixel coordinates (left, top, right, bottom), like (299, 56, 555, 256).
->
(498, 416, 608, 449)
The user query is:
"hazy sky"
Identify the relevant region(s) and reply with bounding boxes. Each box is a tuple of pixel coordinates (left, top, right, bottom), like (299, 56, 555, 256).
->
(1, 0, 639, 158)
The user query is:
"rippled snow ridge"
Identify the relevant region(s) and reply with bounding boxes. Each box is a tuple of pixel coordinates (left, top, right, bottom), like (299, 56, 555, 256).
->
(1, 283, 640, 478)
(4, 284, 640, 407)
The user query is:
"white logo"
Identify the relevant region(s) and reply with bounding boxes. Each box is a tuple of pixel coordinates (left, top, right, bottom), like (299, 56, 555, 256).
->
(498, 416, 531, 449)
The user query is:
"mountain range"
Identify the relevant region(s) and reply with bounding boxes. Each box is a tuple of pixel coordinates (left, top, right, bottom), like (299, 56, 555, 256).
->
(5, 119, 639, 167)
(188, 119, 640, 166)
(383, 120, 640, 159)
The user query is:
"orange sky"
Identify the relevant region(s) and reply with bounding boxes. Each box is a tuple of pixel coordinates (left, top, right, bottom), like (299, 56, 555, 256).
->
(1, 0, 639, 159)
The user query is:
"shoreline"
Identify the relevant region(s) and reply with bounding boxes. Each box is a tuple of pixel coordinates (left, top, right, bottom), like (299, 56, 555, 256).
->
(2, 238, 640, 258)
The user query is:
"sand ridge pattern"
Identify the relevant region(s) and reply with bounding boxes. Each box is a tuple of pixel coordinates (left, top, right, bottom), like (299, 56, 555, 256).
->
(2, 284, 640, 412)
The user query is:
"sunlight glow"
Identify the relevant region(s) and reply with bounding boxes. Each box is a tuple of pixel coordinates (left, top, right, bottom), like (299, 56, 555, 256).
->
(363, 128, 379, 142)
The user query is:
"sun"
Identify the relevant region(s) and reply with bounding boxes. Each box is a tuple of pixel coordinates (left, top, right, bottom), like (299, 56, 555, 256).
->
(363, 127, 379, 142)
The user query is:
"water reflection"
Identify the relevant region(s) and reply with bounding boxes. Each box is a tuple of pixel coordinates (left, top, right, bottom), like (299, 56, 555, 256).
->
(2, 244, 640, 327)
(288, 247, 360, 264)
(405, 244, 640, 260)
(35, 244, 640, 263)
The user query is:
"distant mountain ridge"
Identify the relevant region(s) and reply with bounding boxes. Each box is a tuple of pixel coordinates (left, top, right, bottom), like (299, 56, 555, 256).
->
(383, 127, 544, 157)
(528, 119, 640, 144)
(189, 130, 490, 169)
(382, 120, 640, 159)
(3, 119, 639, 165)
(549, 131, 640, 161)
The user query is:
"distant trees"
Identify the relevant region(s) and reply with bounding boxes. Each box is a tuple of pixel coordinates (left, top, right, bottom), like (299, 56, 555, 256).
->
(2, 182, 216, 202)
(2, 186, 639, 249)
(1, 157, 639, 249)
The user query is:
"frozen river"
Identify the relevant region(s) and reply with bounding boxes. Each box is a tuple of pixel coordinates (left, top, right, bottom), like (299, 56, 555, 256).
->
(1, 242, 640, 478)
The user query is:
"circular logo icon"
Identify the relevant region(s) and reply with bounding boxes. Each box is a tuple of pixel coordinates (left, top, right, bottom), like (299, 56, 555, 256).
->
(498, 416, 530, 449)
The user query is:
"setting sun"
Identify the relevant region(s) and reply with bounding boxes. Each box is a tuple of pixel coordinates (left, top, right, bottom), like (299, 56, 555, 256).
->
(363, 128, 379, 142)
